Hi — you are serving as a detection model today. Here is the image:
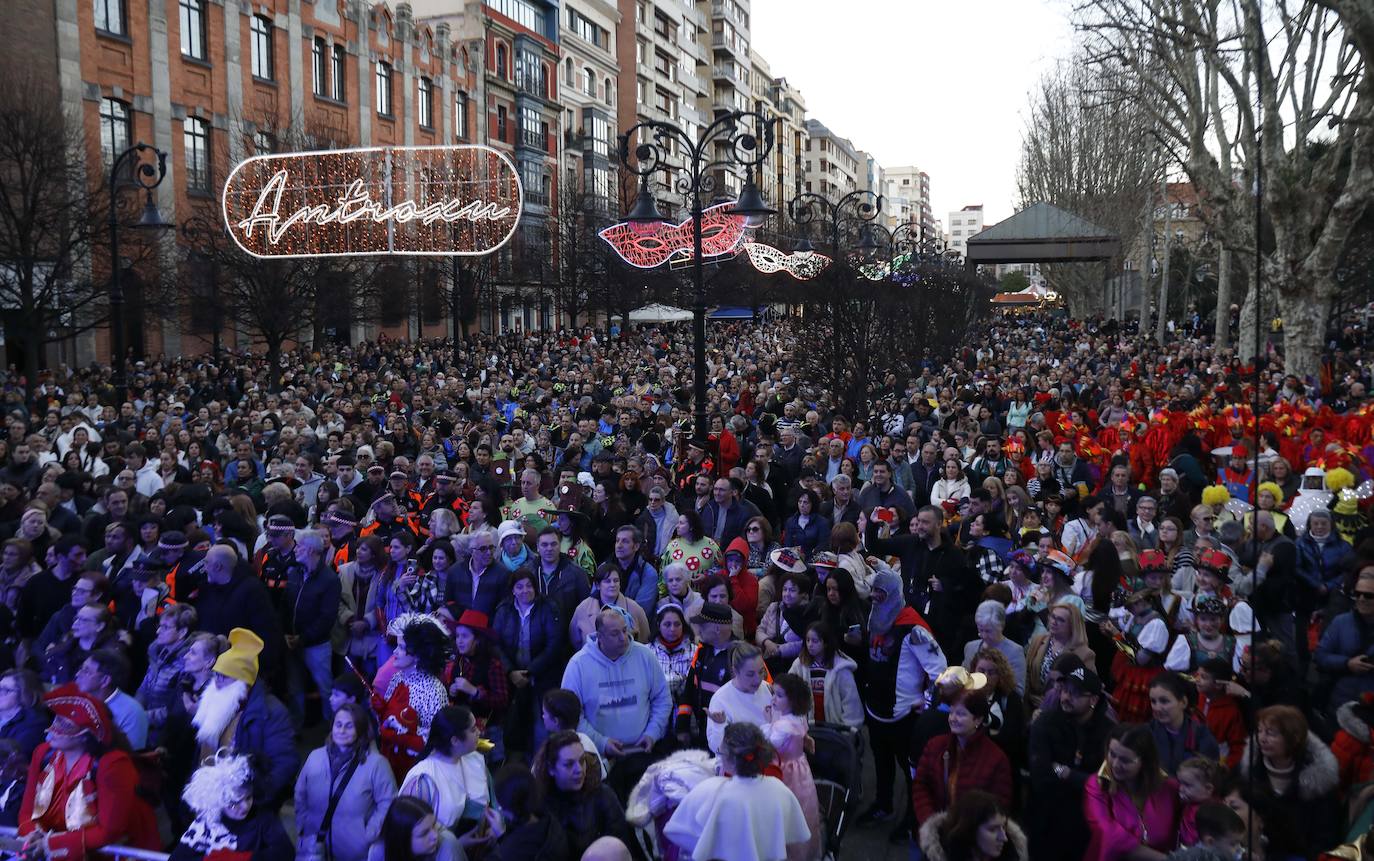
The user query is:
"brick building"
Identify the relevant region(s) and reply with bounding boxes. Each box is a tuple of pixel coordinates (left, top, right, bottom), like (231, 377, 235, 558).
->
(17, 0, 477, 368)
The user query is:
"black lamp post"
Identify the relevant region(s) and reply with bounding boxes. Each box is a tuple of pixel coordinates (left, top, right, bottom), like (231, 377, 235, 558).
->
(619, 110, 775, 447)
(107, 143, 172, 402)
(788, 190, 883, 261)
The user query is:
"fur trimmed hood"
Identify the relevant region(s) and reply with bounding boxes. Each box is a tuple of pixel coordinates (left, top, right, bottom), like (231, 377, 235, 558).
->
(1238, 731, 1339, 801)
(1336, 699, 1374, 742)
(918, 811, 1029, 861)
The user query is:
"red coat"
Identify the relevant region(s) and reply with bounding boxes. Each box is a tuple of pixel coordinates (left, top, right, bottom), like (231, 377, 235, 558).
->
(1332, 700, 1374, 795)
(1197, 692, 1247, 770)
(911, 729, 1012, 824)
(18, 745, 160, 860)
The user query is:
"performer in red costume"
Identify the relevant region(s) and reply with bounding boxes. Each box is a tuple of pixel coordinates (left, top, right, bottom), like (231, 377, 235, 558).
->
(373, 615, 453, 781)
(18, 685, 159, 860)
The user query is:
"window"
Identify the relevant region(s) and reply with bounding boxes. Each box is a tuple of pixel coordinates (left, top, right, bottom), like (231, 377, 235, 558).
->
(375, 62, 393, 116)
(99, 98, 131, 169)
(520, 105, 541, 149)
(603, 77, 613, 106)
(179, 0, 205, 59)
(251, 16, 273, 80)
(312, 38, 328, 96)
(585, 111, 610, 157)
(332, 45, 346, 100)
(583, 68, 595, 96)
(495, 44, 507, 80)
(564, 57, 573, 85)
(568, 8, 606, 48)
(253, 131, 273, 154)
(417, 77, 433, 128)
(183, 117, 209, 192)
(484, 0, 544, 34)
(94, 0, 126, 35)
(454, 92, 469, 138)
(520, 161, 545, 205)
(496, 105, 507, 141)
(515, 50, 541, 94)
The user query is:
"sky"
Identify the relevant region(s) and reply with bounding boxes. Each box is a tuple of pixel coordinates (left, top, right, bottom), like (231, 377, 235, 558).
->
(750, 0, 1078, 227)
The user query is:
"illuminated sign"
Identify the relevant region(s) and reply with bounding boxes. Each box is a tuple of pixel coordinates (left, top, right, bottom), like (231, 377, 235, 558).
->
(221, 145, 522, 258)
(742, 242, 831, 279)
(598, 203, 747, 269)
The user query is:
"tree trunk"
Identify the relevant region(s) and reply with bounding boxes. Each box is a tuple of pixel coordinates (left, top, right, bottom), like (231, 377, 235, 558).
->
(1279, 280, 1332, 383)
(1236, 279, 1260, 362)
(266, 339, 283, 392)
(1214, 246, 1232, 348)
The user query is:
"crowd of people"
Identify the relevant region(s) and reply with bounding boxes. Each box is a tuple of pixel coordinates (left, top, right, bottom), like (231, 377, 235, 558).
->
(0, 311, 1369, 861)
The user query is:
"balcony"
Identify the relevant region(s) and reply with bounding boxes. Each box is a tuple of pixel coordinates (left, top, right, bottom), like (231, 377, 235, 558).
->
(711, 31, 746, 58)
(712, 63, 745, 87)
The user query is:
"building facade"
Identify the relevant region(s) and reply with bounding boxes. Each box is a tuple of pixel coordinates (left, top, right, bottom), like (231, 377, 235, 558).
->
(802, 119, 861, 200)
(559, 0, 619, 211)
(947, 204, 985, 257)
(883, 165, 934, 244)
(29, 0, 475, 366)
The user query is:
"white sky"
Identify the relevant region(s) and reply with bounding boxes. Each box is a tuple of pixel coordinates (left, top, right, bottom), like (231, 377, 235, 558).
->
(750, 0, 1077, 227)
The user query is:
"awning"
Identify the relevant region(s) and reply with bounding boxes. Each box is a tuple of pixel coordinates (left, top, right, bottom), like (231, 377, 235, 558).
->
(628, 303, 693, 323)
(708, 306, 758, 320)
(992, 292, 1042, 305)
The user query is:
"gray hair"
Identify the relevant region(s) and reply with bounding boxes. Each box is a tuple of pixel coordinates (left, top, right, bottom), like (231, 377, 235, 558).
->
(974, 599, 1006, 629)
(297, 529, 327, 556)
(831, 474, 852, 490)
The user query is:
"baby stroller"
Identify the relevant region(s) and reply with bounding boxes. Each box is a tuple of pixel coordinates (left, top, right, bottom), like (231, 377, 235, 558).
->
(806, 722, 863, 860)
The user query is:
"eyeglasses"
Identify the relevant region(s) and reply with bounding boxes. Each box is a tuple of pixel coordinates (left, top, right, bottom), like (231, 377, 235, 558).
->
(747, 526, 762, 533)
(1353, 591, 1374, 602)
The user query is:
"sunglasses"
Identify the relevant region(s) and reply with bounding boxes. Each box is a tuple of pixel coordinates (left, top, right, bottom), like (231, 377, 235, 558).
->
(1353, 591, 1374, 601)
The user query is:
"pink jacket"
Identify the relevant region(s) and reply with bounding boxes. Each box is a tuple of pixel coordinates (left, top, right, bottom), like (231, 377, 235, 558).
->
(1082, 773, 1181, 861)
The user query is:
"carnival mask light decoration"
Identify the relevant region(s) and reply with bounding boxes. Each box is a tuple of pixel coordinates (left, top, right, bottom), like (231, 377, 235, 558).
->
(598, 203, 749, 269)
(742, 242, 832, 280)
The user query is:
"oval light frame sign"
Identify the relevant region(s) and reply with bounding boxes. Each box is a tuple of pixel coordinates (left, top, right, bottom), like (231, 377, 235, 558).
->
(221, 145, 523, 258)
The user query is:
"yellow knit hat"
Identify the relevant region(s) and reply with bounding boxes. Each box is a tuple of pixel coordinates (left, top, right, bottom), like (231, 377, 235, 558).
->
(213, 628, 264, 686)
(1327, 468, 1356, 493)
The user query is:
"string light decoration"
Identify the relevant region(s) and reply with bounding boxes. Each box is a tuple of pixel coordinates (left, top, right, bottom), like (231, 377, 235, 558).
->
(597, 202, 747, 269)
(857, 260, 891, 281)
(742, 242, 831, 279)
(221, 145, 522, 258)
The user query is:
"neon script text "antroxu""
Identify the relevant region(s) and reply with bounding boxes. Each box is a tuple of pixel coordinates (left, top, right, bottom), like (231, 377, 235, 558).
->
(238, 170, 515, 246)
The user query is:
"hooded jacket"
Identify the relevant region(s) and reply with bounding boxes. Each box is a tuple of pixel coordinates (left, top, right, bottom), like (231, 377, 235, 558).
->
(917, 810, 1029, 861)
(862, 568, 934, 721)
(560, 635, 671, 753)
(787, 649, 863, 727)
(1334, 697, 1374, 791)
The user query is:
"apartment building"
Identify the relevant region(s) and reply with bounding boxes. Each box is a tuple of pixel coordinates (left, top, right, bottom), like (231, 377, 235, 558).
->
(615, 0, 710, 214)
(802, 119, 861, 199)
(18, 0, 474, 363)
(559, 0, 620, 211)
(884, 165, 935, 244)
(947, 204, 985, 257)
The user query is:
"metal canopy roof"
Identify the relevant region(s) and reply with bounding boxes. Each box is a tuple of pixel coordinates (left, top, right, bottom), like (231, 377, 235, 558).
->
(964, 202, 1120, 264)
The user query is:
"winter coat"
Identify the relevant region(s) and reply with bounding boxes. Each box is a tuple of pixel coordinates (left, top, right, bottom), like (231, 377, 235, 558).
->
(285, 559, 343, 647)
(194, 569, 286, 677)
(1315, 610, 1374, 711)
(787, 649, 863, 728)
(568, 594, 650, 649)
(293, 746, 396, 861)
(545, 785, 636, 859)
(1332, 699, 1374, 795)
(918, 810, 1029, 861)
(912, 729, 1013, 824)
(444, 561, 508, 618)
(488, 813, 570, 861)
(136, 634, 195, 740)
(234, 680, 301, 807)
(1148, 717, 1220, 775)
(491, 597, 565, 689)
(1026, 707, 1115, 861)
(1083, 773, 1182, 861)
(1296, 533, 1355, 593)
(1238, 732, 1341, 854)
(781, 512, 830, 559)
(0, 705, 49, 762)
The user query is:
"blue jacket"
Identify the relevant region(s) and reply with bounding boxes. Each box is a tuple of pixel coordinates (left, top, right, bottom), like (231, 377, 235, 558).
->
(1315, 610, 1374, 711)
(0, 704, 49, 761)
(285, 560, 342, 647)
(700, 500, 753, 547)
(782, 513, 831, 559)
(1296, 534, 1354, 592)
(491, 596, 565, 688)
(234, 680, 299, 807)
(598, 557, 659, 610)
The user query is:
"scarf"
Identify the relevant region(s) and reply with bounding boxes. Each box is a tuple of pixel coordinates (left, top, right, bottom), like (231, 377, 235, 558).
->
(501, 545, 530, 571)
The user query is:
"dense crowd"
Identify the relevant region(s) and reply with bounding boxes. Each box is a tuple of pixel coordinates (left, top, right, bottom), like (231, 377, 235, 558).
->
(0, 311, 1370, 861)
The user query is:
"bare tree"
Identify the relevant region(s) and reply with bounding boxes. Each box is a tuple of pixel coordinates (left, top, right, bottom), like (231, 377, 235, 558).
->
(1016, 55, 1160, 316)
(0, 68, 163, 384)
(550, 173, 611, 330)
(1073, 0, 1374, 378)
